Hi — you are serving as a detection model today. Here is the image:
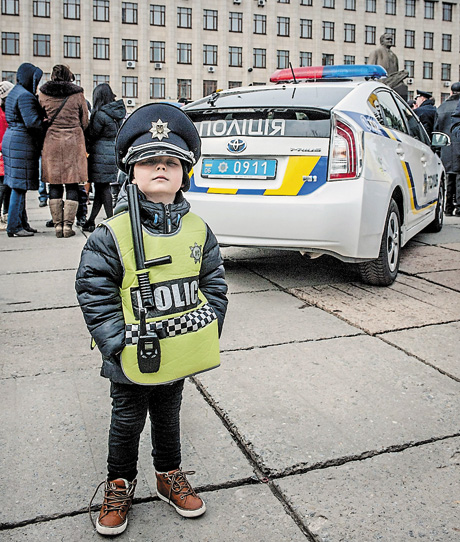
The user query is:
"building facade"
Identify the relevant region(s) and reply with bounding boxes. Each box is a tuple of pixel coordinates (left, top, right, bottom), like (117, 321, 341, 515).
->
(1, 0, 459, 108)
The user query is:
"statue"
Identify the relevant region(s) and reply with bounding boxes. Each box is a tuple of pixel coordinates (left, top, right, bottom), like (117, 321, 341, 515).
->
(369, 33, 408, 101)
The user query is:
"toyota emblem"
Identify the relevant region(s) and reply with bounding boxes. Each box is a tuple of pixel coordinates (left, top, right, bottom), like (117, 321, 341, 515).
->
(227, 139, 247, 153)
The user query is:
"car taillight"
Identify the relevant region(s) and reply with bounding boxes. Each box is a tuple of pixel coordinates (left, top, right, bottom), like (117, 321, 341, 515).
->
(329, 118, 358, 180)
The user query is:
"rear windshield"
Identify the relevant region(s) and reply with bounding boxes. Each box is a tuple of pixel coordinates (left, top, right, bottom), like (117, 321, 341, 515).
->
(187, 108, 331, 138)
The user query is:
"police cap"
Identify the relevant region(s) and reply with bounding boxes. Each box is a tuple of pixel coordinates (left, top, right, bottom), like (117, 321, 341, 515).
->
(416, 90, 433, 99)
(116, 103, 201, 175)
(451, 82, 460, 93)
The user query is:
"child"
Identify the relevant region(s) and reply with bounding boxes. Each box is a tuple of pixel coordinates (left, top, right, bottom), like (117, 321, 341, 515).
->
(76, 103, 228, 536)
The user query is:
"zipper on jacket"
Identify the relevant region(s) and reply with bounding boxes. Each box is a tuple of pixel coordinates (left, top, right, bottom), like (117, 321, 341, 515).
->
(164, 204, 172, 234)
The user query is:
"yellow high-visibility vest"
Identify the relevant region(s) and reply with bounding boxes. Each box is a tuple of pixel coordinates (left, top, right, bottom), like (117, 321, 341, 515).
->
(105, 210, 220, 385)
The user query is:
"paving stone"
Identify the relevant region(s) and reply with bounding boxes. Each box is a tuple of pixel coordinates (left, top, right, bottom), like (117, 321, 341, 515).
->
(275, 437, 460, 542)
(400, 243, 460, 274)
(290, 274, 460, 334)
(197, 335, 460, 475)
(418, 269, 460, 291)
(223, 259, 277, 294)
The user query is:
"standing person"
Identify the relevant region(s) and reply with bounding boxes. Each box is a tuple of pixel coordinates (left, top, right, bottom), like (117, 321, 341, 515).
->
(414, 90, 437, 139)
(0, 81, 14, 230)
(75, 103, 228, 536)
(434, 82, 460, 216)
(2, 63, 44, 238)
(83, 83, 126, 232)
(39, 64, 89, 238)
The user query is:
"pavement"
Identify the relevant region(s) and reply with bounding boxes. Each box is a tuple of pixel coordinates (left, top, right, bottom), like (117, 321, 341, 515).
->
(1, 194, 459, 542)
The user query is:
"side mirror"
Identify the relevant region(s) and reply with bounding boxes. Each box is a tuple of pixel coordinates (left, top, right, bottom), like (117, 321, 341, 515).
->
(431, 131, 450, 148)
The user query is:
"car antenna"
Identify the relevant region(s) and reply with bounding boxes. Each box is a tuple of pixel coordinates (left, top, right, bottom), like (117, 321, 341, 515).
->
(289, 62, 298, 84)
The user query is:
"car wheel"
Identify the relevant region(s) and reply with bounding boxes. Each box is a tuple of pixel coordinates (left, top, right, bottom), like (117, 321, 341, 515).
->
(424, 179, 444, 233)
(359, 199, 401, 286)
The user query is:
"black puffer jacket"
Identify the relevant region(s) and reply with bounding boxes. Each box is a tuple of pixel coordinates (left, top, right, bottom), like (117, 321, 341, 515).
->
(414, 98, 437, 139)
(434, 93, 460, 173)
(75, 187, 228, 384)
(87, 99, 126, 184)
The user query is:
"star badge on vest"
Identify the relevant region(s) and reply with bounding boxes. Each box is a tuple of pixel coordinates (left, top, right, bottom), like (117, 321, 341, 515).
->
(149, 119, 170, 141)
(190, 242, 202, 264)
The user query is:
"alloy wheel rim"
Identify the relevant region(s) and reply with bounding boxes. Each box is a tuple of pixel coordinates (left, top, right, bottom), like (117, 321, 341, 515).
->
(387, 211, 400, 273)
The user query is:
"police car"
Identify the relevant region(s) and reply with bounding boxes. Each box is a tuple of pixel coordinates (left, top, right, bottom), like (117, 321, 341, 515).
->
(184, 65, 448, 285)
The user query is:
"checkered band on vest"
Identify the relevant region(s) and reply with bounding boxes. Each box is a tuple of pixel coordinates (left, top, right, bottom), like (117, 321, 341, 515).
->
(125, 303, 217, 345)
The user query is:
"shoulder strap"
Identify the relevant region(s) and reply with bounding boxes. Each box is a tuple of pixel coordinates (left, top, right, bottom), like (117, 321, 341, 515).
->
(46, 96, 70, 128)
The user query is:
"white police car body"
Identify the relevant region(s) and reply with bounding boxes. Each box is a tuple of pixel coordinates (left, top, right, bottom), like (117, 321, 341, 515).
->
(184, 65, 446, 285)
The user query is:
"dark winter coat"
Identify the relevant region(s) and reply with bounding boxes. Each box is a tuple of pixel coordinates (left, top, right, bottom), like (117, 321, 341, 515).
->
(451, 99, 460, 152)
(39, 81, 89, 184)
(3, 63, 44, 191)
(414, 98, 437, 139)
(75, 188, 228, 384)
(434, 93, 460, 174)
(87, 99, 126, 184)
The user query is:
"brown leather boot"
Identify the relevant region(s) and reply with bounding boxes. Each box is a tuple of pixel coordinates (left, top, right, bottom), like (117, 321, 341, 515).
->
(90, 478, 136, 536)
(49, 199, 63, 238)
(63, 200, 78, 238)
(156, 469, 206, 517)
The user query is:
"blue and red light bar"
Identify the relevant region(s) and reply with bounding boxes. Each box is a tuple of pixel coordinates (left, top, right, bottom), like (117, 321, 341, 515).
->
(270, 64, 387, 83)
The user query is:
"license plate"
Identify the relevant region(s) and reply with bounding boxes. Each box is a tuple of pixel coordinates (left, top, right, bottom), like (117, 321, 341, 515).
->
(201, 159, 277, 179)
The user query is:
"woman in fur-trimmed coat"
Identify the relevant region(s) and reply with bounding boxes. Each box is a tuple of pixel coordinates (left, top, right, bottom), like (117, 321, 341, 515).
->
(39, 64, 89, 238)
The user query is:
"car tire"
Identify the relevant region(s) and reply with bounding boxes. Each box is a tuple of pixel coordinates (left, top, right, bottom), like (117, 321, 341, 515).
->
(359, 199, 401, 286)
(424, 179, 444, 233)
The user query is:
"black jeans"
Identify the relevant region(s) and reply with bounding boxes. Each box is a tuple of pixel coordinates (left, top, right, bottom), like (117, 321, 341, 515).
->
(108, 379, 185, 482)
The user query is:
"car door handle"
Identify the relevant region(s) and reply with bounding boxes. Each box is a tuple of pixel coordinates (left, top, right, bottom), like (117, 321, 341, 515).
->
(395, 145, 405, 159)
(420, 155, 427, 166)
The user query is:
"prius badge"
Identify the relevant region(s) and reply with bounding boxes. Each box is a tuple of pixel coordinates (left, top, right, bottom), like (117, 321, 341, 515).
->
(227, 139, 246, 153)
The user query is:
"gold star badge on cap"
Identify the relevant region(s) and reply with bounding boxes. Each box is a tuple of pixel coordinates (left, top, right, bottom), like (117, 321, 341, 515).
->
(149, 119, 171, 141)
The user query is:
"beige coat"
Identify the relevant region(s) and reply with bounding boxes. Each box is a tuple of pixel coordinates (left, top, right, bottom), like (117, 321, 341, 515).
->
(39, 81, 89, 184)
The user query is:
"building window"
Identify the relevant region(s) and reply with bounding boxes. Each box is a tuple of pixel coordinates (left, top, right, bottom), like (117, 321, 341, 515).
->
(122, 76, 138, 98)
(277, 17, 290, 37)
(177, 43, 192, 64)
(177, 79, 191, 101)
(228, 46, 242, 67)
(122, 39, 138, 61)
(33, 34, 50, 56)
(423, 61, 433, 79)
(229, 12, 242, 33)
(150, 41, 165, 63)
(277, 50, 289, 69)
(73, 73, 81, 86)
(344, 55, 355, 65)
(64, 0, 80, 19)
(322, 53, 334, 65)
(405, 0, 415, 16)
(442, 2, 453, 21)
(254, 14, 266, 34)
(344, 0, 356, 10)
(33, 0, 49, 17)
(150, 77, 165, 99)
(2, 0, 19, 15)
(300, 51, 312, 66)
(365, 0, 376, 12)
(64, 35, 80, 58)
(322, 21, 334, 41)
(365, 25, 376, 45)
(122, 2, 137, 24)
(404, 60, 414, 77)
(1, 32, 19, 55)
(93, 37, 109, 59)
(177, 7, 192, 28)
(150, 4, 165, 26)
(423, 32, 433, 50)
(385, 28, 396, 46)
(300, 19, 312, 39)
(424, 1, 434, 19)
(442, 34, 452, 52)
(93, 0, 109, 21)
(323, 0, 334, 7)
(405, 29, 415, 48)
(441, 63, 451, 81)
(344, 23, 355, 43)
(203, 44, 217, 65)
(93, 74, 110, 87)
(203, 9, 217, 30)
(203, 80, 217, 96)
(2, 70, 16, 82)
(300, 0, 312, 5)
(385, 0, 396, 15)
(253, 48, 266, 69)
(228, 81, 241, 89)
(278, 0, 290, 3)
